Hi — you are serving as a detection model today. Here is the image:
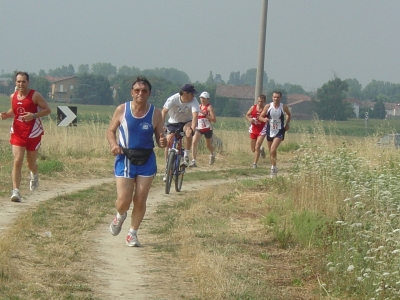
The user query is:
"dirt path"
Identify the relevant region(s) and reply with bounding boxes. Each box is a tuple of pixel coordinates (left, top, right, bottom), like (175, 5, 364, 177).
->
(0, 177, 114, 234)
(94, 177, 250, 299)
(0, 173, 263, 299)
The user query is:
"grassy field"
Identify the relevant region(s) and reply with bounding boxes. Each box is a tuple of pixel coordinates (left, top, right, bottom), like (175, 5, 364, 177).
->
(2, 99, 400, 298)
(3, 94, 400, 135)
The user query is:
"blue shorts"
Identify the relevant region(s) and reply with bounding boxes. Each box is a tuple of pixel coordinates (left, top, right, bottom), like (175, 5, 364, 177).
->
(266, 129, 285, 142)
(114, 152, 157, 178)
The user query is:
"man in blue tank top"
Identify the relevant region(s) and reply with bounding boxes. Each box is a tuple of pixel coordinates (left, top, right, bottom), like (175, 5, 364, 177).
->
(107, 76, 167, 247)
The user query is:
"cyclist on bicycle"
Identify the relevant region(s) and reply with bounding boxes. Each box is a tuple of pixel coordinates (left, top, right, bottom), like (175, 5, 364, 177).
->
(161, 84, 200, 180)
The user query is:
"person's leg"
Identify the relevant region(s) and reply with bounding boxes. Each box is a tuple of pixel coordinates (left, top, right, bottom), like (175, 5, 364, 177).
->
(254, 135, 265, 165)
(250, 137, 256, 153)
(183, 122, 193, 151)
(205, 137, 214, 155)
(26, 150, 38, 174)
(115, 177, 135, 214)
(165, 132, 174, 163)
(269, 138, 282, 167)
(130, 175, 153, 230)
(11, 145, 25, 189)
(26, 149, 40, 191)
(110, 177, 135, 236)
(191, 131, 201, 161)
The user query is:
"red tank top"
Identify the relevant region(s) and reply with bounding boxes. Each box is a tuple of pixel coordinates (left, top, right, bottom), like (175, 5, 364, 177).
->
(11, 89, 44, 139)
(197, 104, 212, 132)
(248, 104, 266, 134)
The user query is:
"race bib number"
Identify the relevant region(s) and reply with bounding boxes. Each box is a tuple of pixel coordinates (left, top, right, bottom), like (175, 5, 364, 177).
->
(270, 119, 281, 130)
(198, 118, 211, 129)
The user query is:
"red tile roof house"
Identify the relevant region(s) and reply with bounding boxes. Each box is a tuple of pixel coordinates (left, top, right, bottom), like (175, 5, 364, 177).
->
(46, 76, 78, 102)
(286, 94, 312, 120)
(215, 85, 260, 115)
(216, 85, 313, 119)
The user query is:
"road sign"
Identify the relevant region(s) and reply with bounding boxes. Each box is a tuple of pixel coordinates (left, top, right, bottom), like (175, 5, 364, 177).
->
(57, 106, 77, 126)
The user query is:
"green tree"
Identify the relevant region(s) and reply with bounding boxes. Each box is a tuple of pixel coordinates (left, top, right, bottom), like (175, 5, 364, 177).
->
(29, 75, 51, 99)
(283, 83, 307, 95)
(240, 68, 268, 87)
(142, 68, 190, 85)
(91, 62, 117, 77)
(38, 69, 46, 77)
(344, 78, 362, 99)
(118, 65, 141, 77)
(74, 74, 113, 105)
(48, 65, 74, 77)
(227, 71, 242, 85)
(205, 71, 214, 85)
(77, 64, 90, 75)
(371, 99, 386, 119)
(313, 77, 352, 121)
(214, 74, 225, 84)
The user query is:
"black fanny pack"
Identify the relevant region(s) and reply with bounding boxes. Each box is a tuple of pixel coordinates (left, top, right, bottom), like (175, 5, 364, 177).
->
(122, 148, 153, 165)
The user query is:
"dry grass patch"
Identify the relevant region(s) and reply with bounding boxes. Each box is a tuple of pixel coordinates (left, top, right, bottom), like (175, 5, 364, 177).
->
(0, 183, 116, 299)
(149, 179, 325, 300)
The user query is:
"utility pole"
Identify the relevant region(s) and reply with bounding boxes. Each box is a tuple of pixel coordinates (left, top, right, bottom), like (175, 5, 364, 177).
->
(254, 0, 268, 104)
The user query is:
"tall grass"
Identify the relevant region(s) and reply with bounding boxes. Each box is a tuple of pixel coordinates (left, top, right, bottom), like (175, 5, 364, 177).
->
(284, 120, 400, 298)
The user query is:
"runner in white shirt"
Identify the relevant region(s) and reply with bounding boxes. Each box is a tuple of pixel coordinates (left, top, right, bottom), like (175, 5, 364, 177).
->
(259, 91, 291, 176)
(189, 91, 217, 167)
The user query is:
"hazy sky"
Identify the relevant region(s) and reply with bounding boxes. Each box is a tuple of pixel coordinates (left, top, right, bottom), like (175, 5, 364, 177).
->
(1, 0, 399, 91)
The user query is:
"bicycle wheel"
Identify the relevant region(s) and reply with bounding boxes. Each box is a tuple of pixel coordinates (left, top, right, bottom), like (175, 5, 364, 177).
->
(165, 151, 176, 194)
(175, 156, 185, 192)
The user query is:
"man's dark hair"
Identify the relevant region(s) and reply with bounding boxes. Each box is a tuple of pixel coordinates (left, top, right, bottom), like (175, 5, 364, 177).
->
(272, 90, 282, 97)
(259, 94, 266, 101)
(131, 76, 152, 91)
(15, 71, 29, 81)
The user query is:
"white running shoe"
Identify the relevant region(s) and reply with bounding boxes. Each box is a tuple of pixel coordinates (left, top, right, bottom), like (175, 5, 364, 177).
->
(109, 212, 127, 236)
(252, 163, 257, 168)
(209, 154, 215, 165)
(181, 156, 189, 167)
(189, 160, 197, 167)
(126, 233, 141, 247)
(30, 172, 39, 191)
(11, 188, 21, 202)
(270, 166, 278, 177)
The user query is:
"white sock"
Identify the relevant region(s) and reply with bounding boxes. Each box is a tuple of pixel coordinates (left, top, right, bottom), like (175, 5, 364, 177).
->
(184, 150, 190, 157)
(129, 228, 138, 236)
(117, 212, 126, 219)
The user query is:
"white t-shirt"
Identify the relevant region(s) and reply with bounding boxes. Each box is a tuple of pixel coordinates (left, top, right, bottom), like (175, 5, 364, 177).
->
(163, 93, 200, 123)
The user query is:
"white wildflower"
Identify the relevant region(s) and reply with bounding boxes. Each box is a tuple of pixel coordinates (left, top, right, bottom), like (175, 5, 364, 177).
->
(382, 272, 390, 277)
(347, 265, 355, 272)
(354, 194, 361, 198)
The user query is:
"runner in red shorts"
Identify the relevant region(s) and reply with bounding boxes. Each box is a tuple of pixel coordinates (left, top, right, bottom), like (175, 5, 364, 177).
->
(0, 72, 51, 202)
(245, 95, 267, 168)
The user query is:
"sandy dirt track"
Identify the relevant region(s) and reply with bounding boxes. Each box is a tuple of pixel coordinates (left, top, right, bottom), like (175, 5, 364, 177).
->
(0, 174, 254, 299)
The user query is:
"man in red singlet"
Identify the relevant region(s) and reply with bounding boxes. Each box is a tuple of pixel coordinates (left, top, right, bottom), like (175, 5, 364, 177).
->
(189, 91, 217, 167)
(0, 72, 51, 202)
(245, 94, 267, 168)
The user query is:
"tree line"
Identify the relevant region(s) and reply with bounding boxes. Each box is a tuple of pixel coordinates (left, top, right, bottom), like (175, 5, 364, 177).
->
(2, 63, 400, 120)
